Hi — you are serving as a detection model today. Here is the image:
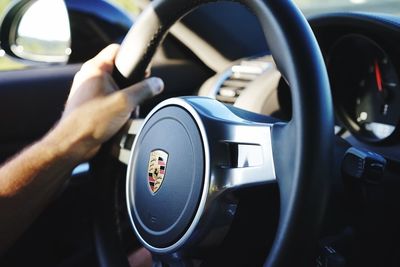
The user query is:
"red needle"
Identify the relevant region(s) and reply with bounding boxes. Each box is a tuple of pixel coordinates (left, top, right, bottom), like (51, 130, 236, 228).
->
(374, 60, 383, 92)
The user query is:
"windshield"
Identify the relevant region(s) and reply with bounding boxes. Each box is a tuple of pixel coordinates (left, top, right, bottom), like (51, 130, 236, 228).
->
(294, 0, 400, 16)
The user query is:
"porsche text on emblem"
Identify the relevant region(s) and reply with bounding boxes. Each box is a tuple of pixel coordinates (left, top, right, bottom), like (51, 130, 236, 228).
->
(147, 150, 169, 194)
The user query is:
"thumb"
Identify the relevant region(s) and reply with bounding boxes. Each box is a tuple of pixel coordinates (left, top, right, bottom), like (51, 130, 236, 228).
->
(121, 77, 164, 107)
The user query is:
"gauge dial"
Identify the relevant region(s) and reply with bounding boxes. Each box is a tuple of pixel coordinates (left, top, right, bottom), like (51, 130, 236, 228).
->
(328, 34, 400, 142)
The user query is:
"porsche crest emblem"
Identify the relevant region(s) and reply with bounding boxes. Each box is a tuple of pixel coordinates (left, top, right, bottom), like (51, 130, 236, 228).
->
(147, 150, 169, 194)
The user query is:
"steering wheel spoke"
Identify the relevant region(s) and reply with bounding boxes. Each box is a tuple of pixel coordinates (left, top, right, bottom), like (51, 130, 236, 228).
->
(96, 0, 334, 266)
(111, 119, 144, 165)
(209, 123, 276, 192)
(270, 121, 297, 209)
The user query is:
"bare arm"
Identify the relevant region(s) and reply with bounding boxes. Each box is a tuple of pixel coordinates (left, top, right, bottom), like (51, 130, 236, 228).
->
(0, 44, 163, 253)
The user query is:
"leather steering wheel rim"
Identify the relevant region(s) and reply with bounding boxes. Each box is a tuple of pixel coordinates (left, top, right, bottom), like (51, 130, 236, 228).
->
(94, 0, 334, 266)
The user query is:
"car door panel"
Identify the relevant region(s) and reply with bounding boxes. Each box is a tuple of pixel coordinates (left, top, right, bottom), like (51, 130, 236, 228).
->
(0, 58, 211, 164)
(0, 64, 80, 163)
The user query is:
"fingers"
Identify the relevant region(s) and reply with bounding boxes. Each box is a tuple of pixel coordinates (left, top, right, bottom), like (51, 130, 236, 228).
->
(145, 64, 152, 78)
(82, 44, 120, 73)
(121, 77, 164, 107)
(93, 44, 120, 71)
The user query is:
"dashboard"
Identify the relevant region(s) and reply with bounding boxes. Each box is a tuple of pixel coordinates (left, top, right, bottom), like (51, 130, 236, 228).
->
(198, 12, 400, 161)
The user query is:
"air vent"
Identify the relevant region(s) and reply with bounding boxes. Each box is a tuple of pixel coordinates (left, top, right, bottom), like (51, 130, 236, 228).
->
(216, 59, 271, 104)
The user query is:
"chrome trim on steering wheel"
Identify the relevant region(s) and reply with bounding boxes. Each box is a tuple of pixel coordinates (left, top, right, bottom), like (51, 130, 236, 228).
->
(126, 97, 276, 253)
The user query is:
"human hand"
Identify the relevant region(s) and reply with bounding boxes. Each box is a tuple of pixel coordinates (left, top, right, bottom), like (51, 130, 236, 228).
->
(49, 44, 164, 161)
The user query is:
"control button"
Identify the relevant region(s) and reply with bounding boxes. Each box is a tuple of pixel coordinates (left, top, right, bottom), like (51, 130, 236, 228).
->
(342, 147, 386, 184)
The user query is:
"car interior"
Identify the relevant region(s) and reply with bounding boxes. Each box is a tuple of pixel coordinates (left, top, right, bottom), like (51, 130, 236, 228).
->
(0, 0, 400, 266)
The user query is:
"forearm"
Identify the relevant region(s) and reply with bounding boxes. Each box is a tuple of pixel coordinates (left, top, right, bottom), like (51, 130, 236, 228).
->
(0, 44, 163, 255)
(0, 123, 84, 254)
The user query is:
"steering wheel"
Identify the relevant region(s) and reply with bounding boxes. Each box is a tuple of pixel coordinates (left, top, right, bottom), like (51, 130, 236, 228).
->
(93, 0, 334, 266)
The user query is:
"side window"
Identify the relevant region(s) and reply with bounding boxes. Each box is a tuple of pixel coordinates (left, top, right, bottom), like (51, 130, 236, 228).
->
(0, 0, 136, 72)
(109, 0, 139, 14)
(0, 0, 25, 71)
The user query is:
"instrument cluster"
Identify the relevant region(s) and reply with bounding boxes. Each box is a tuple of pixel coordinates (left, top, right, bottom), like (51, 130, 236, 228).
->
(309, 13, 400, 146)
(328, 34, 400, 143)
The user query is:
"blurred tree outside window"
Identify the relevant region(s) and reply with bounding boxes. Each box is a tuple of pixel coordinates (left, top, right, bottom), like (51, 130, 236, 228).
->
(110, 0, 140, 15)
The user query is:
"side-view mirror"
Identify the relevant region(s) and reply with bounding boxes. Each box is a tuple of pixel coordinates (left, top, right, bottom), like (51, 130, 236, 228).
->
(0, 0, 71, 63)
(0, 0, 133, 64)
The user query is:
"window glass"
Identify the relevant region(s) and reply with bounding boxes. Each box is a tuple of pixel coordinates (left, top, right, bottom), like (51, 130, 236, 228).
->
(0, 0, 137, 71)
(109, 0, 140, 15)
(0, 0, 399, 71)
(294, 0, 400, 16)
(0, 0, 25, 71)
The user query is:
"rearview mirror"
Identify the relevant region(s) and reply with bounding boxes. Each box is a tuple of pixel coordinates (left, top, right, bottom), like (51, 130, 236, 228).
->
(1, 0, 71, 63)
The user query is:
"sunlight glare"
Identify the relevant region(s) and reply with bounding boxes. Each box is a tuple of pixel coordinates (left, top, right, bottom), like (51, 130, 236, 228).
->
(18, 0, 70, 41)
